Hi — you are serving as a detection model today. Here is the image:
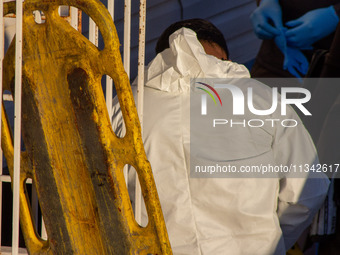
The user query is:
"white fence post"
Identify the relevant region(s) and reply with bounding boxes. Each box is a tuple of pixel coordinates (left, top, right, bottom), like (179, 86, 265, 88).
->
(135, 0, 147, 226)
(12, 0, 24, 254)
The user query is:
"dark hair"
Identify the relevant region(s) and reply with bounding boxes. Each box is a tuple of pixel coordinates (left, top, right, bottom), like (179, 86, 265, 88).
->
(155, 18, 229, 58)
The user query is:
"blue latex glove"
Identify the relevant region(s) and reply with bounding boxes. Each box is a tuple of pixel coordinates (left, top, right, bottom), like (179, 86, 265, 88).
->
(285, 6, 340, 49)
(274, 29, 309, 80)
(251, 0, 283, 39)
(284, 47, 309, 80)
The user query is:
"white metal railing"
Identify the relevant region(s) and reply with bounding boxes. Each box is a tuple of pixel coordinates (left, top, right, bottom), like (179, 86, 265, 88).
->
(135, 0, 146, 226)
(105, 0, 114, 118)
(0, 0, 146, 253)
(12, 0, 23, 254)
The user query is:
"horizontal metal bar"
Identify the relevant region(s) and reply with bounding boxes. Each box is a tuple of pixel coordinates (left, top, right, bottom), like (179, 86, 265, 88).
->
(1, 246, 28, 254)
(0, 175, 32, 184)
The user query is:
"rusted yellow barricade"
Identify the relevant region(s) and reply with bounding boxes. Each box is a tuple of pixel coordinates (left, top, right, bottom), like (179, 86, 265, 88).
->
(2, 0, 172, 254)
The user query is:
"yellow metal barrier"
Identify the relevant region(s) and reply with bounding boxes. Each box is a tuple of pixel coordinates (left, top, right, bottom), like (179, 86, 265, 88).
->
(286, 243, 304, 255)
(2, 0, 172, 254)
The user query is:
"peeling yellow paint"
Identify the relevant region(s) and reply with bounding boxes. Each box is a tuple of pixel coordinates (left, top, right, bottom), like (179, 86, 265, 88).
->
(2, 0, 172, 254)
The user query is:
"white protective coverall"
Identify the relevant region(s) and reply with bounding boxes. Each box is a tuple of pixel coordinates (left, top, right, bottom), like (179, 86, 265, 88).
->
(111, 28, 330, 255)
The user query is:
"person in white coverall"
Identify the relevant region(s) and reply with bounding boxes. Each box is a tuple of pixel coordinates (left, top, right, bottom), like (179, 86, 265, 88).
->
(111, 19, 330, 255)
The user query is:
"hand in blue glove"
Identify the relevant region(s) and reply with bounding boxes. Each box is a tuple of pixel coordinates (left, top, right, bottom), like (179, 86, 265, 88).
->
(284, 47, 309, 80)
(274, 29, 309, 80)
(251, 0, 283, 40)
(285, 6, 340, 49)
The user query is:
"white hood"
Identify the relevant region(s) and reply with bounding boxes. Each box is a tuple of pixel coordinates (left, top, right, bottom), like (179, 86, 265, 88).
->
(144, 28, 250, 93)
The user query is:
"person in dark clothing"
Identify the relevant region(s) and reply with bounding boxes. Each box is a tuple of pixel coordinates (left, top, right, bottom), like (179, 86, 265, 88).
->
(302, 24, 340, 255)
(251, 2, 340, 254)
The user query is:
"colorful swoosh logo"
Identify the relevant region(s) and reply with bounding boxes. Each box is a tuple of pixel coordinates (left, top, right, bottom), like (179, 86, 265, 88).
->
(196, 82, 222, 106)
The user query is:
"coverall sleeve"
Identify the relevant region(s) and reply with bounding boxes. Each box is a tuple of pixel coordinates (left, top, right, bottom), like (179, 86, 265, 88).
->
(273, 107, 330, 250)
(111, 95, 126, 137)
(277, 177, 329, 249)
